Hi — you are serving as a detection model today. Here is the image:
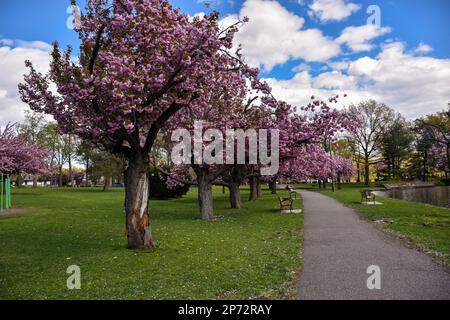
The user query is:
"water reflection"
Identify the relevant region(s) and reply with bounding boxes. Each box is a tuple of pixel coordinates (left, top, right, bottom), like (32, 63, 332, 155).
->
(374, 187, 450, 209)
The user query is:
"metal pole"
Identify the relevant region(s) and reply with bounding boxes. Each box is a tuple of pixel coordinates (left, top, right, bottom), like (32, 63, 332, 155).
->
(6, 175, 11, 208)
(1, 173, 3, 210)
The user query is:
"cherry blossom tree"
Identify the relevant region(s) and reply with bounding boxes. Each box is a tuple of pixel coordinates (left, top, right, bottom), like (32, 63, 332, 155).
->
(416, 110, 450, 179)
(429, 144, 450, 176)
(163, 52, 272, 218)
(222, 92, 274, 204)
(332, 155, 355, 188)
(0, 124, 48, 176)
(268, 95, 357, 188)
(19, 0, 246, 249)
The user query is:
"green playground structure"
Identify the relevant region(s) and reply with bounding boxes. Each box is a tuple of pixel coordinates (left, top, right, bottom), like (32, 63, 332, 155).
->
(1, 173, 12, 210)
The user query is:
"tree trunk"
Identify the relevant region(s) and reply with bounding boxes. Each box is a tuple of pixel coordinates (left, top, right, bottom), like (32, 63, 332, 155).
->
(337, 174, 342, 190)
(16, 173, 23, 188)
(422, 151, 428, 182)
(387, 161, 391, 179)
(364, 155, 370, 185)
(197, 177, 214, 220)
(102, 176, 110, 192)
(229, 181, 242, 209)
(124, 153, 155, 250)
(356, 155, 361, 183)
(33, 176, 38, 188)
(58, 166, 63, 187)
(68, 156, 73, 187)
(85, 157, 90, 185)
(268, 178, 277, 194)
(193, 165, 215, 220)
(256, 178, 261, 198)
(394, 158, 398, 179)
(248, 176, 258, 201)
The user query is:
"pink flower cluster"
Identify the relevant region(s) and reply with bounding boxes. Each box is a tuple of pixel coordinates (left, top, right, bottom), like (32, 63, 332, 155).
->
(18, 0, 357, 184)
(19, 0, 246, 155)
(0, 124, 48, 175)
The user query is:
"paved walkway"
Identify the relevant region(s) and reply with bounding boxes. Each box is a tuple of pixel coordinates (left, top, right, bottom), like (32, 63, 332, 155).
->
(296, 189, 450, 300)
(0, 208, 28, 217)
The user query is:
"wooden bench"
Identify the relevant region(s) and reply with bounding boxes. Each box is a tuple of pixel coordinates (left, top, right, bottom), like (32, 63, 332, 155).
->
(285, 185, 297, 199)
(290, 190, 297, 199)
(360, 190, 376, 204)
(278, 196, 293, 212)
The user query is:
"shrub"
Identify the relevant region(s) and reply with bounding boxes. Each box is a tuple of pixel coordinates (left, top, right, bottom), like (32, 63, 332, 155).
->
(148, 166, 190, 200)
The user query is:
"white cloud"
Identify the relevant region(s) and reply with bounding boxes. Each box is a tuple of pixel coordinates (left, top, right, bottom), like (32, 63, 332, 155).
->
(0, 39, 14, 46)
(313, 70, 356, 90)
(222, 0, 340, 71)
(328, 60, 350, 70)
(347, 56, 378, 76)
(264, 42, 450, 119)
(0, 42, 52, 126)
(188, 12, 206, 21)
(308, 0, 360, 23)
(0, 38, 52, 51)
(415, 42, 433, 54)
(292, 63, 311, 73)
(336, 25, 391, 52)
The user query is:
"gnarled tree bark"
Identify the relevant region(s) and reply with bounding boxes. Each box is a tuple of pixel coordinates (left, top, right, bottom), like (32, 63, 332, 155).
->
(228, 180, 242, 209)
(125, 152, 155, 249)
(248, 175, 258, 201)
(193, 164, 216, 220)
(256, 178, 262, 198)
(268, 177, 277, 194)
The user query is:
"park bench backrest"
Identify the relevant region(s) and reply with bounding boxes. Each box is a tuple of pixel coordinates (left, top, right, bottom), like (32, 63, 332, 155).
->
(279, 196, 292, 204)
(360, 190, 375, 200)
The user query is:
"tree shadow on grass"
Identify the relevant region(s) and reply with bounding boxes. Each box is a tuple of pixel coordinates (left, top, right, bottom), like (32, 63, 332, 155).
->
(11, 192, 44, 196)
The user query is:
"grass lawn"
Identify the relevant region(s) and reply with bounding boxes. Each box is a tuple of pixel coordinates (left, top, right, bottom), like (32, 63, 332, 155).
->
(295, 183, 450, 264)
(0, 186, 303, 299)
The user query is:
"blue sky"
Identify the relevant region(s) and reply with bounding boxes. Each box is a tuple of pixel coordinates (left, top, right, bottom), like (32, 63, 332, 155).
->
(1, 0, 449, 72)
(0, 0, 449, 123)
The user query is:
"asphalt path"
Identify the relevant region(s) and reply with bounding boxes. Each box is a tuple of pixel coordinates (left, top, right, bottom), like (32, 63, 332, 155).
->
(296, 189, 450, 300)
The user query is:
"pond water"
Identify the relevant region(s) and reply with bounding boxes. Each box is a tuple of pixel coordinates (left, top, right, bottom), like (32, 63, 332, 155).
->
(374, 186, 450, 209)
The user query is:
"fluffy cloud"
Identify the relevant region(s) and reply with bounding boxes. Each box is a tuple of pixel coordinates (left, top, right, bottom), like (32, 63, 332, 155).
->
(264, 42, 450, 119)
(349, 42, 450, 118)
(0, 38, 52, 51)
(222, 0, 340, 71)
(336, 25, 391, 52)
(347, 56, 378, 75)
(0, 42, 51, 126)
(327, 60, 350, 70)
(292, 63, 312, 73)
(415, 42, 433, 54)
(188, 11, 206, 21)
(308, 0, 360, 23)
(313, 70, 356, 90)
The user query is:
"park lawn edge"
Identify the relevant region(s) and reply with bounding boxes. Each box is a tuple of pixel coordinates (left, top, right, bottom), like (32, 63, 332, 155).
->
(357, 197, 450, 267)
(368, 219, 450, 267)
